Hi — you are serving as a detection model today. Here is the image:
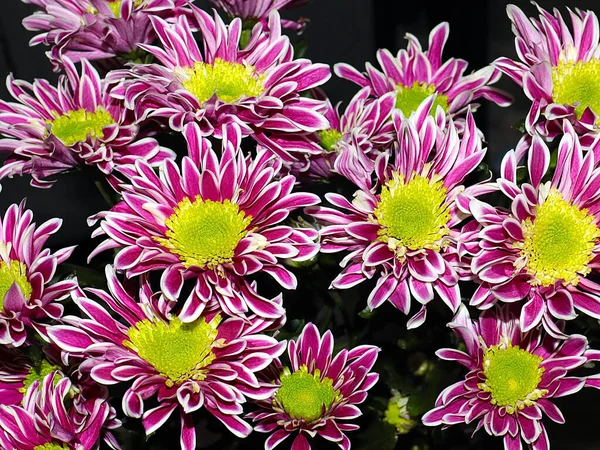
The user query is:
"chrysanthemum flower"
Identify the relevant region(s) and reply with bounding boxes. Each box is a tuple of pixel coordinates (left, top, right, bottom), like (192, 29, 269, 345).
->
(495, 4, 600, 140)
(256, 87, 396, 178)
(47, 266, 285, 450)
(248, 323, 379, 450)
(0, 372, 121, 450)
(0, 57, 172, 189)
(309, 101, 486, 328)
(90, 122, 319, 320)
(22, 0, 194, 69)
(0, 202, 77, 347)
(209, 0, 309, 31)
(0, 347, 62, 406)
(110, 7, 330, 141)
(422, 304, 600, 450)
(463, 122, 600, 335)
(335, 22, 511, 125)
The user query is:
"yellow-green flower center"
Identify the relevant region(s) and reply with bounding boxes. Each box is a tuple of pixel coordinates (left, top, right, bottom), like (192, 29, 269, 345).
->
(19, 359, 61, 394)
(395, 82, 449, 117)
(106, 0, 143, 17)
(0, 260, 32, 313)
(48, 108, 115, 146)
(34, 443, 71, 450)
(383, 391, 415, 435)
(478, 343, 547, 414)
(275, 366, 339, 422)
(156, 197, 252, 269)
(374, 173, 451, 252)
(318, 129, 343, 152)
(519, 190, 600, 286)
(552, 59, 600, 121)
(124, 316, 220, 387)
(180, 58, 265, 105)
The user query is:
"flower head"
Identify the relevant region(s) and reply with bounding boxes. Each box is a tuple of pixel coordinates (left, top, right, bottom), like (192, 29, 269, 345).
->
(335, 22, 511, 126)
(0, 347, 62, 406)
(110, 7, 330, 143)
(0, 58, 173, 189)
(248, 323, 379, 450)
(209, 0, 309, 31)
(423, 305, 600, 450)
(47, 267, 285, 450)
(496, 4, 600, 140)
(256, 87, 396, 177)
(0, 202, 77, 347)
(0, 372, 120, 450)
(463, 122, 600, 335)
(90, 122, 319, 320)
(310, 101, 487, 328)
(22, 0, 194, 69)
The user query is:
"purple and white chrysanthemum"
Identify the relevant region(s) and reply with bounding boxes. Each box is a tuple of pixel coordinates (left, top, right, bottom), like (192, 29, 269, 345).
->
(495, 4, 600, 141)
(0, 347, 63, 406)
(248, 323, 379, 450)
(47, 267, 285, 450)
(0, 57, 173, 189)
(0, 202, 77, 347)
(209, 0, 309, 31)
(335, 22, 511, 127)
(422, 304, 600, 450)
(309, 101, 487, 328)
(462, 121, 600, 336)
(22, 0, 194, 69)
(110, 6, 330, 141)
(0, 371, 121, 450)
(256, 87, 396, 178)
(89, 122, 319, 320)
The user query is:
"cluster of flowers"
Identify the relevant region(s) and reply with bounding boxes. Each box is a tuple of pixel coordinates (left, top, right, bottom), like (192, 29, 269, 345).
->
(0, 1, 599, 449)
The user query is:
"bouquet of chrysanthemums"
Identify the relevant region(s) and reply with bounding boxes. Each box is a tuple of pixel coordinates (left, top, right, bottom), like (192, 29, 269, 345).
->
(2, 0, 600, 449)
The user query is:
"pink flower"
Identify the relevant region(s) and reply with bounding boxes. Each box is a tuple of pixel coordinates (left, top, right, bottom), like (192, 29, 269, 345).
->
(0, 202, 77, 347)
(0, 57, 173, 189)
(495, 4, 600, 141)
(22, 0, 194, 70)
(47, 267, 285, 450)
(0, 347, 63, 406)
(248, 323, 379, 450)
(309, 101, 488, 328)
(109, 7, 330, 142)
(0, 372, 120, 450)
(256, 87, 396, 178)
(89, 122, 319, 320)
(335, 22, 511, 127)
(423, 304, 600, 450)
(209, 0, 309, 31)
(462, 121, 600, 336)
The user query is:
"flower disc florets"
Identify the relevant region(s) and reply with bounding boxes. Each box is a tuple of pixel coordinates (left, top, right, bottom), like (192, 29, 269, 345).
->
(478, 344, 547, 414)
(125, 316, 220, 387)
(374, 173, 451, 253)
(156, 197, 252, 269)
(519, 190, 600, 286)
(275, 366, 339, 422)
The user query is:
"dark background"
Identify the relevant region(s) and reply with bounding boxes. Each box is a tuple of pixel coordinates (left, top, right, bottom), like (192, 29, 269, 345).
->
(1, 1, 600, 449)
